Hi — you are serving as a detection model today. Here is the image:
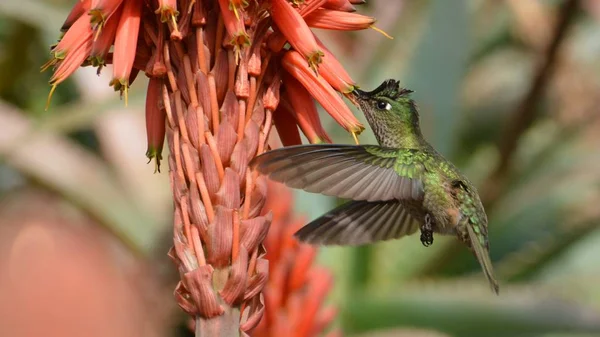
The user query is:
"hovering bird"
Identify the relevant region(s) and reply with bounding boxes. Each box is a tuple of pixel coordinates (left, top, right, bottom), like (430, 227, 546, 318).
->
(250, 79, 499, 294)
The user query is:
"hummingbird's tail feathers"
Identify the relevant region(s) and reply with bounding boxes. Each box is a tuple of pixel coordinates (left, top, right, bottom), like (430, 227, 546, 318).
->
(295, 200, 419, 246)
(250, 144, 423, 201)
(467, 225, 500, 295)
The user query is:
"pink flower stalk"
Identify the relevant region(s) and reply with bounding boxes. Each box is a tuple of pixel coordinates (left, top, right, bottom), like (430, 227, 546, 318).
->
(46, 0, 382, 334)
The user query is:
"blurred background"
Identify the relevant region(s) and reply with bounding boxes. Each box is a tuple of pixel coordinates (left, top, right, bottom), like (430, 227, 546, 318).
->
(1, 0, 600, 336)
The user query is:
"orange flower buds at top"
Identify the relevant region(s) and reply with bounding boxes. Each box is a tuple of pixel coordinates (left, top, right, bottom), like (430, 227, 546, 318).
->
(89, 0, 124, 31)
(314, 34, 355, 93)
(305, 8, 393, 39)
(218, 0, 250, 54)
(282, 50, 363, 135)
(323, 0, 356, 12)
(110, 0, 142, 105)
(145, 77, 167, 173)
(61, 0, 91, 31)
(270, 0, 324, 73)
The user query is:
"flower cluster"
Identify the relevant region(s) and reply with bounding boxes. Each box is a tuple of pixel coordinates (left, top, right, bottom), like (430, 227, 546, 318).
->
(46, 0, 387, 334)
(254, 182, 339, 337)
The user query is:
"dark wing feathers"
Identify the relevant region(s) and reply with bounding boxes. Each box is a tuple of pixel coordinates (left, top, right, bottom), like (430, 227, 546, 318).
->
(295, 200, 420, 245)
(250, 144, 424, 202)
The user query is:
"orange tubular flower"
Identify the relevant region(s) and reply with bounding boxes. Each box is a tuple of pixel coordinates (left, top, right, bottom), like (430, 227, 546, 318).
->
(305, 8, 393, 38)
(61, 0, 91, 31)
(270, 0, 324, 72)
(229, 0, 250, 20)
(282, 50, 364, 139)
(156, 0, 181, 39)
(273, 103, 303, 147)
(305, 8, 373, 30)
(253, 182, 339, 337)
(218, 0, 250, 57)
(89, 0, 124, 32)
(48, 0, 384, 334)
(323, 0, 356, 12)
(145, 77, 167, 172)
(43, 14, 94, 109)
(282, 73, 332, 143)
(110, 0, 142, 105)
(314, 34, 356, 93)
(89, 5, 122, 72)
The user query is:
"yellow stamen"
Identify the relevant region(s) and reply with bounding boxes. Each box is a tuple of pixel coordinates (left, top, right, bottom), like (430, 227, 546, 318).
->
(124, 84, 129, 107)
(370, 25, 394, 39)
(231, 3, 240, 20)
(351, 131, 360, 145)
(45, 84, 57, 111)
(170, 14, 180, 34)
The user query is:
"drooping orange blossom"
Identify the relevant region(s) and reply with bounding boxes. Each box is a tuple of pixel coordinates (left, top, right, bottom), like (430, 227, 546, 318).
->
(45, 0, 389, 335)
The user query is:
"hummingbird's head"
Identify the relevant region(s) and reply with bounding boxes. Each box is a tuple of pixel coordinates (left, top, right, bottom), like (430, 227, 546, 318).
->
(350, 79, 422, 147)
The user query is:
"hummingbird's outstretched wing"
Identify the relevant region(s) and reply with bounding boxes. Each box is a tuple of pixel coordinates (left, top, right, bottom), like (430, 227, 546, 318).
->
(295, 200, 420, 245)
(250, 144, 424, 202)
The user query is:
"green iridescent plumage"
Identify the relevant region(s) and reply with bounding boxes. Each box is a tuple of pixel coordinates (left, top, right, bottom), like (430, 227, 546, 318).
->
(250, 79, 499, 294)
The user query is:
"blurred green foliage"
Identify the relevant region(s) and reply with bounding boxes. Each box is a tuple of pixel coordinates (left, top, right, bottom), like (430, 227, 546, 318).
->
(1, 0, 600, 336)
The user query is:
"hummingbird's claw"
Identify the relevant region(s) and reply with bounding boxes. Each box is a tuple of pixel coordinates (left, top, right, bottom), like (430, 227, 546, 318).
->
(351, 131, 360, 145)
(420, 214, 434, 247)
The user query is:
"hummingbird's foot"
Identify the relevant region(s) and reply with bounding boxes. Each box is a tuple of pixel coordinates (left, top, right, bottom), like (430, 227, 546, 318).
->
(420, 214, 434, 247)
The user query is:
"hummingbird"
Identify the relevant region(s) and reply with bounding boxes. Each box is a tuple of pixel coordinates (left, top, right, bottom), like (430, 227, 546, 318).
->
(250, 79, 499, 294)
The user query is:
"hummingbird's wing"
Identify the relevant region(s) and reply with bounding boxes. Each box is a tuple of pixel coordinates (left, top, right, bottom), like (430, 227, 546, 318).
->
(250, 144, 424, 202)
(295, 200, 420, 245)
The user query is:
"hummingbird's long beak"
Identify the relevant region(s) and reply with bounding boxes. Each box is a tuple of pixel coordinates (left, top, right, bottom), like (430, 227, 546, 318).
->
(347, 88, 367, 106)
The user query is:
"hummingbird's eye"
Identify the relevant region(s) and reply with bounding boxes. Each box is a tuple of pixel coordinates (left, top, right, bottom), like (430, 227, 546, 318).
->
(376, 100, 391, 111)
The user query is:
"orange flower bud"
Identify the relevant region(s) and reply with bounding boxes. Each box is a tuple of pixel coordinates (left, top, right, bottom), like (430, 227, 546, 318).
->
(145, 77, 167, 172)
(305, 8, 392, 38)
(323, 0, 356, 12)
(89, 0, 124, 32)
(270, 0, 324, 72)
(282, 50, 363, 135)
(314, 34, 355, 93)
(110, 0, 142, 105)
(61, 0, 91, 31)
